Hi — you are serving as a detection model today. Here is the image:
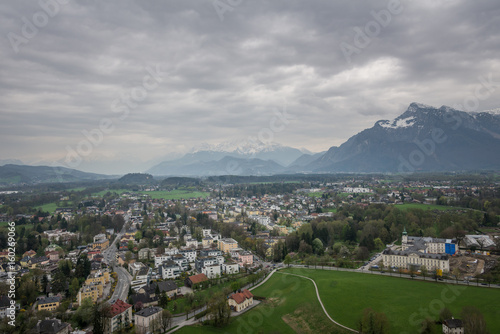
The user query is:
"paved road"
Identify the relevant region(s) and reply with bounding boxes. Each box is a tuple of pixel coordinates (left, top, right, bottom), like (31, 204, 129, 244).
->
(104, 216, 132, 303)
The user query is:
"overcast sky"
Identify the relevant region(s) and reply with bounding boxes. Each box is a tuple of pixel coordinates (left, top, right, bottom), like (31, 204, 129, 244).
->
(1, 0, 499, 174)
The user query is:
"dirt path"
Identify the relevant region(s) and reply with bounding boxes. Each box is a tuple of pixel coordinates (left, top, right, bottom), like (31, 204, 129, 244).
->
(277, 272, 358, 333)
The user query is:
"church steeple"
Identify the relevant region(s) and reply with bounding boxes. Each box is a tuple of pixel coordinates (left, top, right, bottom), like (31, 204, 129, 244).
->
(402, 226, 408, 244)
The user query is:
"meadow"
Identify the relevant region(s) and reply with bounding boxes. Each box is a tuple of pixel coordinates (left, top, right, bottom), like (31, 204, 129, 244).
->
(177, 271, 349, 333)
(178, 268, 500, 334)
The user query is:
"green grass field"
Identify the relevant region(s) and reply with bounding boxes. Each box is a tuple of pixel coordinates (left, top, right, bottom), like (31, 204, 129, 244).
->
(177, 272, 349, 334)
(37, 202, 58, 213)
(308, 192, 324, 198)
(180, 268, 500, 334)
(139, 190, 209, 200)
(279, 268, 500, 334)
(92, 189, 131, 197)
(395, 203, 464, 211)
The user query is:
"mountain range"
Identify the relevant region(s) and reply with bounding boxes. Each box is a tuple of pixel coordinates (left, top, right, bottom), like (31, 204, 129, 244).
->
(148, 103, 500, 175)
(2, 102, 500, 183)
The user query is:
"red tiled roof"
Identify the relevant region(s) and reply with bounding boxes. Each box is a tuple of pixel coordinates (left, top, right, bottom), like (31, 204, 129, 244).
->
(188, 273, 208, 284)
(230, 289, 253, 305)
(109, 299, 131, 317)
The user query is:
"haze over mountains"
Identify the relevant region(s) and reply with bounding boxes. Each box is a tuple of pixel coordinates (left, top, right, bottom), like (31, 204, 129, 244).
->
(147, 103, 500, 176)
(2, 103, 500, 184)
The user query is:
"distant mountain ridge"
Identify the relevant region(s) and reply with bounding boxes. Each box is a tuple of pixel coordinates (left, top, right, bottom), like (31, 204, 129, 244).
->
(0, 164, 113, 185)
(147, 139, 305, 176)
(306, 103, 500, 173)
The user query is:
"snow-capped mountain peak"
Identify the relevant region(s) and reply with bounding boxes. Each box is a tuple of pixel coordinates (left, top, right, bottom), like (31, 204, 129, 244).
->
(190, 138, 285, 155)
(378, 116, 416, 129)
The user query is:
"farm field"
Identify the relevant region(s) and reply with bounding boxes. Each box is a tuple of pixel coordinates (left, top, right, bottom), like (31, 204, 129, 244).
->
(177, 272, 349, 334)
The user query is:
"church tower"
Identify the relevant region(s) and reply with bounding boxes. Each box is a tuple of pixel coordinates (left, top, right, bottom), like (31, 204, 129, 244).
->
(402, 226, 408, 244)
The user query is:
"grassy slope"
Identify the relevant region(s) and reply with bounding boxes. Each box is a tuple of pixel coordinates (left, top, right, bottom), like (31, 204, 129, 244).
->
(282, 268, 500, 334)
(177, 272, 349, 334)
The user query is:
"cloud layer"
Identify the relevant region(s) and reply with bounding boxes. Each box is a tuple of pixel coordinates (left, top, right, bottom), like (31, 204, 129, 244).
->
(1, 0, 499, 173)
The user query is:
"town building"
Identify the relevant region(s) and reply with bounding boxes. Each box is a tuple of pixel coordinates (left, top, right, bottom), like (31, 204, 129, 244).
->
(134, 307, 163, 334)
(442, 318, 464, 334)
(227, 289, 254, 312)
(185, 273, 208, 288)
(37, 296, 60, 312)
(218, 238, 238, 253)
(34, 319, 71, 334)
(106, 299, 132, 334)
(382, 229, 453, 272)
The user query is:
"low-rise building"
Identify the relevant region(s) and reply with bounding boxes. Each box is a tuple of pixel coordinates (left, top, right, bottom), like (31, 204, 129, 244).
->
(185, 273, 208, 288)
(218, 238, 238, 253)
(222, 261, 239, 275)
(106, 299, 132, 334)
(202, 264, 221, 279)
(158, 261, 182, 280)
(37, 296, 60, 312)
(228, 289, 254, 312)
(34, 319, 71, 334)
(134, 307, 163, 334)
(442, 318, 464, 334)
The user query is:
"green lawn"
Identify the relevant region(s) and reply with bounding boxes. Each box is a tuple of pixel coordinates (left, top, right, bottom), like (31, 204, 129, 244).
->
(308, 192, 324, 198)
(323, 207, 337, 213)
(279, 268, 500, 334)
(395, 203, 464, 211)
(92, 189, 131, 197)
(178, 272, 349, 334)
(139, 190, 209, 200)
(37, 202, 58, 213)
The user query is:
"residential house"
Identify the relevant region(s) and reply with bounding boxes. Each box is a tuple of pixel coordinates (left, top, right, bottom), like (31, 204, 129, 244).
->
(140, 280, 179, 298)
(34, 319, 71, 334)
(77, 283, 102, 305)
(29, 256, 50, 269)
(222, 261, 239, 275)
(185, 273, 208, 288)
(138, 248, 150, 260)
(37, 296, 60, 312)
(0, 296, 19, 319)
(134, 307, 163, 334)
(106, 299, 132, 334)
(202, 237, 214, 248)
(93, 233, 107, 243)
(48, 251, 60, 262)
(202, 264, 221, 279)
(237, 251, 254, 267)
(129, 262, 148, 277)
(158, 261, 182, 280)
(185, 238, 198, 248)
(129, 293, 158, 309)
(227, 289, 254, 312)
(179, 249, 197, 263)
(92, 239, 109, 250)
(218, 238, 238, 253)
(442, 318, 464, 334)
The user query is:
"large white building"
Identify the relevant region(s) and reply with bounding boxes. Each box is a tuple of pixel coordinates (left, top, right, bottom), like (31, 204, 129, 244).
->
(382, 229, 455, 273)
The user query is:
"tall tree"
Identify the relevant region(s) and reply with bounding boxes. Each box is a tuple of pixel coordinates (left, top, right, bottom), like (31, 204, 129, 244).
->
(207, 292, 231, 327)
(359, 308, 390, 334)
(461, 306, 489, 334)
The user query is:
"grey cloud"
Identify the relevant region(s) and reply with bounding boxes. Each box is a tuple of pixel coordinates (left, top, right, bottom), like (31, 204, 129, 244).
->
(1, 0, 499, 173)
